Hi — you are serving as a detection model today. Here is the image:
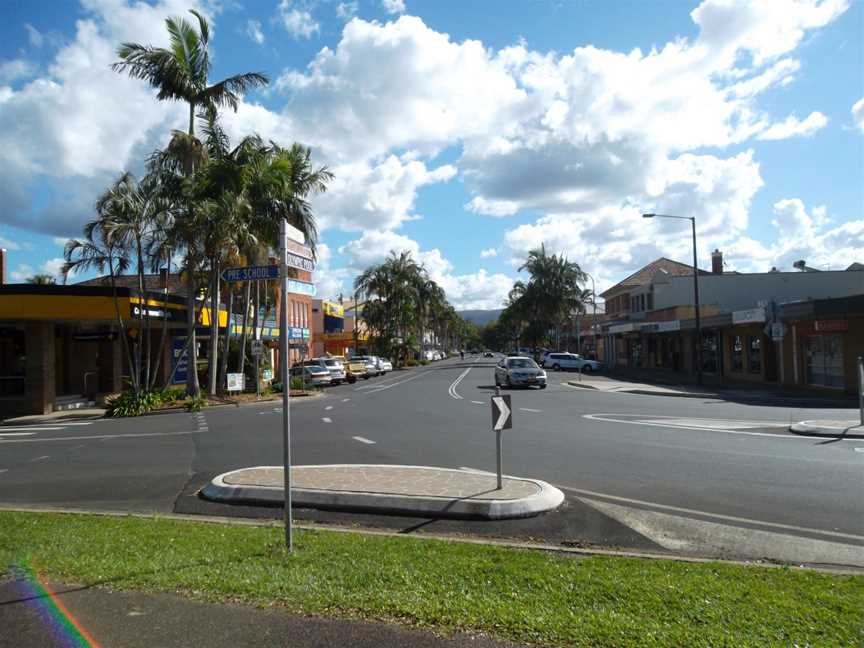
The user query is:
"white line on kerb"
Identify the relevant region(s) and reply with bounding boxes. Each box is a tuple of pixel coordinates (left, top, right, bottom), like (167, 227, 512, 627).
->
(322, 417, 332, 423)
(448, 368, 471, 400)
(558, 484, 864, 543)
(352, 436, 376, 445)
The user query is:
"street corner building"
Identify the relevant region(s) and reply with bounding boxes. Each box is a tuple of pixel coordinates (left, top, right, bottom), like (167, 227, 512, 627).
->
(0, 253, 316, 417)
(596, 252, 864, 395)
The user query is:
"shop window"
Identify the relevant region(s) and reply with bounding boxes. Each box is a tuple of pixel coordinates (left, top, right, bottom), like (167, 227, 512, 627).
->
(0, 327, 26, 396)
(701, 332, 719, 373)
(748, 336, 761, 374)
(731, 335, 744, 372)
(805, 335, 845, 388)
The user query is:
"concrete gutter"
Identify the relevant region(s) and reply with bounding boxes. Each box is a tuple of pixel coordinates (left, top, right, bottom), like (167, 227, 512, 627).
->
(201, 464, 565, 521)
(790, 420, 864, 439)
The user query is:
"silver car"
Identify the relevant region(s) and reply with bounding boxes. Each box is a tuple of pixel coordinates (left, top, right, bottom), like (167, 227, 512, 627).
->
(290, 363, 332, 386)
(310, 357, 347, 385)
(494, 356, 547, 389)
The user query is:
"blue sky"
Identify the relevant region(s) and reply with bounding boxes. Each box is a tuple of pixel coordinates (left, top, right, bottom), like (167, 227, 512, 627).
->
(0, 0, 861, 308)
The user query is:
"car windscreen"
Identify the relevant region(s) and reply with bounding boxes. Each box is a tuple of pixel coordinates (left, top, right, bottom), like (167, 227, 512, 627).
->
(508, 358, 537, 368)
(324, 359, 341, 367)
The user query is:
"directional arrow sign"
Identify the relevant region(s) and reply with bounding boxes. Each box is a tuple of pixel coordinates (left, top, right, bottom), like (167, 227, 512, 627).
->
(222, 265, 280, 282)
(491, 394, 512, 431)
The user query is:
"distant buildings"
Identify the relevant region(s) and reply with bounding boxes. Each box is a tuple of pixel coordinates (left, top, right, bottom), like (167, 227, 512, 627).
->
(598, 251, 864, 394)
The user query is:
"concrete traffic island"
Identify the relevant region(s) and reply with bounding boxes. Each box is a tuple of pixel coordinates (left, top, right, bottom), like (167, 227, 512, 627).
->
(790, 419, 864, 438)
(201, 464, 565, 520)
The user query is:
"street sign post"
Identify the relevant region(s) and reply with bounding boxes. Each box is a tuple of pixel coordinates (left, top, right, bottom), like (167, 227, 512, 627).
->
(221, 265, 280, 282)
(279, 219, 294, 552)
(491, 389, 512, 490)
(251, 340, 264, 356)
(226, 373, 245, 393)
(284, 252, 315, 272)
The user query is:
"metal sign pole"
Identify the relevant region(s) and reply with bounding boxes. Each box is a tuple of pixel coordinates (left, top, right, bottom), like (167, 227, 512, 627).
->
(858, 356, 863, 426)
(494, 386, 503, 489)
(279, 220, 293, 551)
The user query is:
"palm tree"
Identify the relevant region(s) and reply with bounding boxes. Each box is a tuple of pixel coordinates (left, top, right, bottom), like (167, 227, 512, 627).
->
(113, 9, 268, 397)
(26, 275, 56, 285)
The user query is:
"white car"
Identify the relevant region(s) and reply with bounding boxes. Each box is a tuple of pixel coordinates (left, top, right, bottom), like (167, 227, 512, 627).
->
(542, 352, 601, 372)
(494, 356, 547, 389)
(379, 357, 393, 372)
(290, 363, 333, 386)
(310, 357, 346, 385)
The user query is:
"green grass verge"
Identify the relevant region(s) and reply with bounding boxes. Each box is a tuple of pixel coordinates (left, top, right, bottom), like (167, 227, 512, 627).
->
(1, 511, 861, 647)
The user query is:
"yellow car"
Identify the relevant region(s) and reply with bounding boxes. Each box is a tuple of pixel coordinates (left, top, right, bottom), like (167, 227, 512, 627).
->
(331, 356, 368, 383)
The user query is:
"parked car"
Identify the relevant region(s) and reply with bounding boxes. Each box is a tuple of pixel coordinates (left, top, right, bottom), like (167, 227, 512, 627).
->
(542, 352, 601, 372)
(290, 363, 332, 387)
(308, 357, 346, 384)
(352, 355, 383, 377)
(494, 356, 547, 389)
(332, 355, 368, 382)
(379, 357, 393, 372)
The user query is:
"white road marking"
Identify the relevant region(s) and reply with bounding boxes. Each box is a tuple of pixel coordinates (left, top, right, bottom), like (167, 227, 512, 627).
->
(448, 367, 472, 400)
(582, 413, 853, 441)
(365, 370, 431, 395)
(855, 448, 864, 453)
(557, 484, 864, 543)
(352, 436, 376, 445)
(322, 417, 332, 423)
(325, 405, 333, 410)
(51, 422, 95, 426)
(471, 400, 484, 404)
(342, 398, 350, 402)
(0, 469, 7, 474)
(0, 432, 37, 437)
(519, 407, 542, 413)
(68, 445, 85, 451)
(29, 456, 50, 462)
(0, 427, 64, 432)
(0, 430, 204, 444)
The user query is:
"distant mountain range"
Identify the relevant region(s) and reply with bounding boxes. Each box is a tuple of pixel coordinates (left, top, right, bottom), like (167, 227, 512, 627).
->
(458, 309, 503, 326)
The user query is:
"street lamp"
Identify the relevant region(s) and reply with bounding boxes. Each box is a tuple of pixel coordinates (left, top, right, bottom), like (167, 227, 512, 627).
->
(642, 213, 703, 385)
(583, 271, 598, 361)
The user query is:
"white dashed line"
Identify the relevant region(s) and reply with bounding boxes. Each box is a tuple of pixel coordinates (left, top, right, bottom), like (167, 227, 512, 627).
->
(0, 469, 8, 474)
(519, 407, 542, 413)
(29, 455, 50, 462)
(322, 417, 332, 423)
(471, 400, 484, 404)
(0, 427, 64, 432)
(0, 432, 37, 437)
(68, 445, 85, 452)
(325, 405, 333, 410)
(342, 398, 351, 402)
(352, 436, 376, 444)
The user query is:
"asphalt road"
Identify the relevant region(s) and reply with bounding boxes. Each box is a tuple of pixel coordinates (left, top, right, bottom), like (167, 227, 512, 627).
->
(1, 356, 862, 566)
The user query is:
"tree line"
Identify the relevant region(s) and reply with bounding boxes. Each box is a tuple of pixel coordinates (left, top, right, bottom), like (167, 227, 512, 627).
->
(61, 10, 331, 400)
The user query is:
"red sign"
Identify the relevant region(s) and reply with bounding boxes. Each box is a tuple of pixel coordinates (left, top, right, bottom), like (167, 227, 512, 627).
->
(814, 320, 848, 332)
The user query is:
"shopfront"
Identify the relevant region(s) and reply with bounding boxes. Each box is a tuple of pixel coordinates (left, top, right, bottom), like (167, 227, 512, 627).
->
(722, 307, 768, 384)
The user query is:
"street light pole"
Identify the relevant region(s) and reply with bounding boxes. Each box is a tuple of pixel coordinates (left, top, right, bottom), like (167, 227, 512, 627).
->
(642, 213, 703, 385)
(583, 271, 598, 360)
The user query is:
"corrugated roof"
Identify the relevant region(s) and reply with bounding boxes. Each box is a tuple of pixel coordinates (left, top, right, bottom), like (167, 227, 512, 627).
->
(600, 258, 708, 297)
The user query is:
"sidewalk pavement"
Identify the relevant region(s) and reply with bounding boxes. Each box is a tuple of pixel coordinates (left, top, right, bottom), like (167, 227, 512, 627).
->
(202, 464, 565, 520)
(0, 577, 524, 648)
(1, 408, 106, 426)
(789, 419, 864, 438)
(566, 376, 717, 399)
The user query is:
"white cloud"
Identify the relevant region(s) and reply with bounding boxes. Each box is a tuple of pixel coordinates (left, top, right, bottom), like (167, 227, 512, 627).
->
(9, 264, 34, 282)
(466, 197, 519, 217)
(8, 258, 65, 282)
(336, 1, 358, 20)
(25, 24, 44, 48)
(313, 156, 456, 232)
(278, 0, 320, 38)
(53, 236, 70, 247)
(0, 59, 38, 83)
(480, 248, 497, 258)
(757, 111, 828, 140)
(246, 19, 265, 44)
(382, 0, 406, 14)
(852, 97, 864, 133)
(0, 236, 22, 250)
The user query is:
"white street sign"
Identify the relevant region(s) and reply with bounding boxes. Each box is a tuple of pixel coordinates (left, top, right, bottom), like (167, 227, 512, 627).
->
(284, 252, 315, 272)
(227, 373, 245, 392)
(491, 395, 512, 431)
(284, 223, 306, 244)
(251, 340, 264, 356)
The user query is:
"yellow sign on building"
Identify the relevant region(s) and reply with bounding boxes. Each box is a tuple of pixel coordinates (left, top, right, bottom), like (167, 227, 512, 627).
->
(323, 301, 344, 318)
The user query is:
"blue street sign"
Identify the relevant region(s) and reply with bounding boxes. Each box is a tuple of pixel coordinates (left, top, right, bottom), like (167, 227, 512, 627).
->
(286, 279, 316, 297)
(222, 265, 280, 282)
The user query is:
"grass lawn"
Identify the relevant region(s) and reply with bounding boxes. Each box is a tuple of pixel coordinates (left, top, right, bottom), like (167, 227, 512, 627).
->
(1, 511, 861, 647)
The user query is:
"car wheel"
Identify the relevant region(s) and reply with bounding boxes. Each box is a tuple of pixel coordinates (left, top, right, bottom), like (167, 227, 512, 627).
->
(347, 376, 356, 384)
(540, 384, 547, 389)
(582, 365, 592, 373)
(363, 375, 370, 380)
(552, 363, 560, 371)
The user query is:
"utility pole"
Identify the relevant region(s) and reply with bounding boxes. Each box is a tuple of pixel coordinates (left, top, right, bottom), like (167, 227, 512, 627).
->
(279, 219, 293, 551)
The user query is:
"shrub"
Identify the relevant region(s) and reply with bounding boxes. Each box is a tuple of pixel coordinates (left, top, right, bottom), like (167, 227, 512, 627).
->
(184, 396, 207, 412)
(158, 387, 186, 404)
(106, 391, 161, 417)
(289, 377, 304, 390)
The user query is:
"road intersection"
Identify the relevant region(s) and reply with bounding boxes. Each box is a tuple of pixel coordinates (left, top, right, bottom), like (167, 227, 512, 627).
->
(1, 356, 861, 567)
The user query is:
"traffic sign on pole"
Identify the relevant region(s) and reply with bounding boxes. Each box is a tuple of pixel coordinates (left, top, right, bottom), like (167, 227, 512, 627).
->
(222, 265, 280, 282)
(491, 394, 512, 431)
(279, 219, 294, 552)
(284, 252, 315, 272)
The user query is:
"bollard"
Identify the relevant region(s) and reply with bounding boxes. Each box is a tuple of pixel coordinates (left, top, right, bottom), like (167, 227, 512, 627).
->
(858, 356, 863, 426)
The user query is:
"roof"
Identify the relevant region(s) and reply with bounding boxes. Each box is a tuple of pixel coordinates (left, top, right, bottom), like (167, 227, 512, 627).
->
(75, 272, 188, 296)
(600, 258, 708, 298)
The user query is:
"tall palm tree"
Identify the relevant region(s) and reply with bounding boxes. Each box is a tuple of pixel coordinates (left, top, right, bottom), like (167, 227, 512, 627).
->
(113, 9, 268, 397)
